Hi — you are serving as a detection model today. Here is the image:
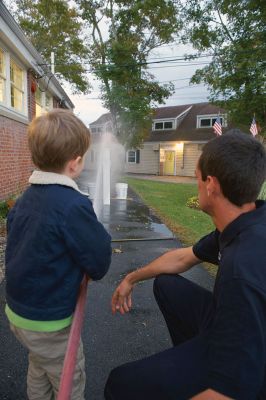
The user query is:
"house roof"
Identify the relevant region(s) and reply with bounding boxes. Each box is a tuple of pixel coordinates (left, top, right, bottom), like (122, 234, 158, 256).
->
(153, 104, 192, 119)
(90, 112, 111, 126)
(89, 102, 233, 142)
(0, 2, 74, 109)
(147, 102, 232, 142)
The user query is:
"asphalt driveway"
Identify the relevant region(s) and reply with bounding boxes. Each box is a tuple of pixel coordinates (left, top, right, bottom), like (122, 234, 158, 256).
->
(0, 188, 214, 399)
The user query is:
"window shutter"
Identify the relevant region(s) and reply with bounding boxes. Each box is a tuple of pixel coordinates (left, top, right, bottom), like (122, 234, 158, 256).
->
(136, 149, 140, 163)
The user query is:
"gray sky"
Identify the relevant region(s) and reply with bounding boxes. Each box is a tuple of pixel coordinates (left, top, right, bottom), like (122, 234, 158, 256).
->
(4, 0, 210, 126)
(66, 43, 211, 125)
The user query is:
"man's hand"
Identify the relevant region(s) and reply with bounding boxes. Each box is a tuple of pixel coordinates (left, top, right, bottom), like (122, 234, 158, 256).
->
(111, 247, 199, 315)
(111, 276, 135, 315)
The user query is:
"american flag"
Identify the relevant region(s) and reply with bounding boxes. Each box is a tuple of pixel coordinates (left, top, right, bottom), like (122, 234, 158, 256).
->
(213, 115, 222, 136)
(250, 117, 258, 137)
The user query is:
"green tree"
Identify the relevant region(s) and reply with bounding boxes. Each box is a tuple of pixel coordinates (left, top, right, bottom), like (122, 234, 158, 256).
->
(8, 0, 181, 145)
(179, 0, 266, 135)
(11, 0, 90, 93)
(76, 0, 180, 146)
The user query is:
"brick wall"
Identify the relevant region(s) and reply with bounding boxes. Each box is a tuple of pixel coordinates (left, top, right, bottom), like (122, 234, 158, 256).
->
(0, 116, 33, 200)
(0, 70, 68, 201)
(0, 70, 37, 200)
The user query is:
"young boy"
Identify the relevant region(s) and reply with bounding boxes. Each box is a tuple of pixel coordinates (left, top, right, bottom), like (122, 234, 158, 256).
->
(5, 109, 112, 400)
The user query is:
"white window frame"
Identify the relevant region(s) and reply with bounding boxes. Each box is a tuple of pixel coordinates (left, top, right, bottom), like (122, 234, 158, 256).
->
(0, 45, 28, 118)
(197, 114, 227, 128)
(0, 47, 6, 105)
(153, 119, 175, 131)
(127, 150, 137, 163)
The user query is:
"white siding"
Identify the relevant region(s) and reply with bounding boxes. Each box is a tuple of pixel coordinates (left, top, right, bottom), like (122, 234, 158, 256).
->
(181, 144, 202, 177)
(125, 143, 159, 174)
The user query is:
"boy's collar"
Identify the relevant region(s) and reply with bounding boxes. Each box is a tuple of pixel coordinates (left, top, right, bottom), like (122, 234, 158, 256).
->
(29, 170, 84, 194)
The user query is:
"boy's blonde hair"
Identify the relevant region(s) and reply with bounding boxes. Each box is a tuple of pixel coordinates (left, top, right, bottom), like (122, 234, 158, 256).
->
(28, 109, 90, 172)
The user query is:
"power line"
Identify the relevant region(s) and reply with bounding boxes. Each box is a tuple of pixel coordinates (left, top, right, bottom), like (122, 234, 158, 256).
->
(36, 46, 265, 69)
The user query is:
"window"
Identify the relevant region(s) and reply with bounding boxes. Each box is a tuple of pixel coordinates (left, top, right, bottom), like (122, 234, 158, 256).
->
(10, 59, 24, 113)
(155, 122, 163, 130)
(127, 150, 140, 163)
(154, 121, 174, 130)
(35, 87, 42, 117)
(0, 49, 6, 104)
(197, 115, 225, 128)
(35, 87, 53, 116)
(164, 121, 173, 129)
(127, 150, 136, 163)
(0, 48, 27, 116)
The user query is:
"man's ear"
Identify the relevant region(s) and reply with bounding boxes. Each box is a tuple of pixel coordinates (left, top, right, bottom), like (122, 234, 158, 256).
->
(206, 175, 222, 196)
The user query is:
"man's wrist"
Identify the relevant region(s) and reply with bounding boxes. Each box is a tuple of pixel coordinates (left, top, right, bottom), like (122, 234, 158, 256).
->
(126, 270, 139, 285)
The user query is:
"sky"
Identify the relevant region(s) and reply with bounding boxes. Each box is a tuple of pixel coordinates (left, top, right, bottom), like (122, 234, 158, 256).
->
(3, 0, 210, 126)
(65, 43, 211, 126)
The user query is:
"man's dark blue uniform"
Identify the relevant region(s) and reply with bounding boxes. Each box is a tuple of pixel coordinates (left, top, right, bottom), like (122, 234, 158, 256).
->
(106, 200, 266, 400)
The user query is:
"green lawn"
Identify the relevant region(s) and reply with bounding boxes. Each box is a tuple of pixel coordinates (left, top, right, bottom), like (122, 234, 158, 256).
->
(259, 181, 266, 200)
(125, 178, 214, 245)
(125, 177, 217, 274)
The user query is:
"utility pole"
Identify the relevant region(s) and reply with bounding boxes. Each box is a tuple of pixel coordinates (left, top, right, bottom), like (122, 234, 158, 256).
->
(51, 52, 55, 74)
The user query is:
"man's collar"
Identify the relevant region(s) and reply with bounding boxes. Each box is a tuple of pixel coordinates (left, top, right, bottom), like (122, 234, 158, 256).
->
(29, 170, 84, 194)
(219, 200, 266, 252)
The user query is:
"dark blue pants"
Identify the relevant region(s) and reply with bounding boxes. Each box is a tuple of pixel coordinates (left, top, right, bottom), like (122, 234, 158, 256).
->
(104, 275, 214, 400)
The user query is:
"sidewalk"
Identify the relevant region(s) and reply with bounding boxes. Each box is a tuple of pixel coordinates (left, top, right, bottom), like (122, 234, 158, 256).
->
(0, 188, 213, 399)
(126, 173, 197, 184)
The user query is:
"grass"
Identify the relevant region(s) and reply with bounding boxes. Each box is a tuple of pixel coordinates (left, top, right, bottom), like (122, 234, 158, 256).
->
(125, 177, 217, 276)
(259, 181, 266, 200)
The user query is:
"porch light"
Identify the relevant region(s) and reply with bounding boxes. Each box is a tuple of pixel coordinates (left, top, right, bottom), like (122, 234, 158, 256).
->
(175, 142, 184, 152)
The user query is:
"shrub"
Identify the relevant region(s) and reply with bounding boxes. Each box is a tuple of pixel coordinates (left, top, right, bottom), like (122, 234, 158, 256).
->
(0, 196, 17, 219)
(0, 201, 9, 219)
(186, 196, 200, 210)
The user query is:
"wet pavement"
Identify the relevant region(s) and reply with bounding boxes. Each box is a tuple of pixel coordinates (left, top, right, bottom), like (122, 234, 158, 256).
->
(0, 188, 214, 400)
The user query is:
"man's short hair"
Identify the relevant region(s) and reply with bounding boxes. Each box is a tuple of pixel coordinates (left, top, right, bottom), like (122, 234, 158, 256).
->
(28, 109, 90, 172)
(198, 130, 266, 206)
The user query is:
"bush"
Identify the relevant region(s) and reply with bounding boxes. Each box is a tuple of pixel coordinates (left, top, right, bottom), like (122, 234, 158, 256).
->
(186, 196, 200, 210)
(0, 196, 17, 219)
(0, 201, 9, 219)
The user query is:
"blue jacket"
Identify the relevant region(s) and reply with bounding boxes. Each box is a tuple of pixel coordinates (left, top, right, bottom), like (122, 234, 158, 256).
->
(5, 172, 112, 321)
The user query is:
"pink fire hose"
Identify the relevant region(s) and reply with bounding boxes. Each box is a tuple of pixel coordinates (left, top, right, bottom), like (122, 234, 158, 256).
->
(57, 275, 89, 400)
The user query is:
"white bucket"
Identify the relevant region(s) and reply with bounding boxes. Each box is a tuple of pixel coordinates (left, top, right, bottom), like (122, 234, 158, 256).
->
(88, 182, 96, 199)
(115, 183, 128, 200)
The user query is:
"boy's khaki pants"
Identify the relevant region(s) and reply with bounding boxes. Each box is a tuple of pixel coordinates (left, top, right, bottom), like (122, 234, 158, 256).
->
(10, 323, 85, 400)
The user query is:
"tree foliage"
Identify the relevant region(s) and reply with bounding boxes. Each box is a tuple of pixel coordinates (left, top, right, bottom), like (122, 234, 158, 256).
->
(12, 0, 90, 93)
(8, 0, 181, 145)
(178, 0, 266, 135)
(76, 0, 180, 146)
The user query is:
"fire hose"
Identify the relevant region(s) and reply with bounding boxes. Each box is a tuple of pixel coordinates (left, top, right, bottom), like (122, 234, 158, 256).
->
(57, 275, 89, 400)
(57, 236, 174, 399)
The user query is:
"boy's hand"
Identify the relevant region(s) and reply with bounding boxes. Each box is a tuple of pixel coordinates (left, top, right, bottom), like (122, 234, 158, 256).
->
(111, 276, 134, 315)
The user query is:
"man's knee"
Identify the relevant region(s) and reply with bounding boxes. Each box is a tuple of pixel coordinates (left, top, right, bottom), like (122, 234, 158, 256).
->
(153, 274, 187, 302)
